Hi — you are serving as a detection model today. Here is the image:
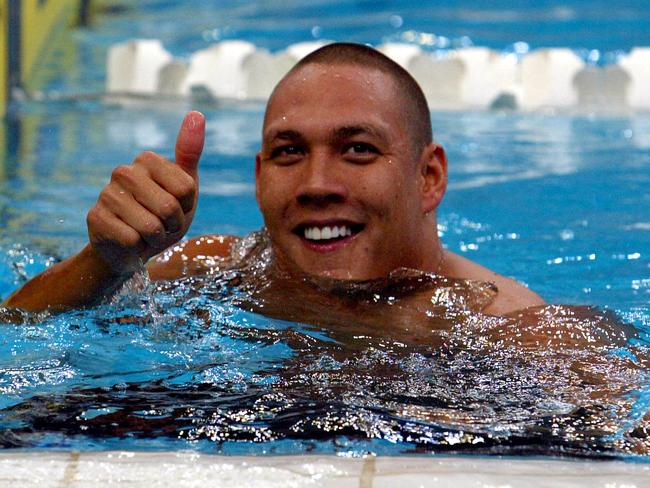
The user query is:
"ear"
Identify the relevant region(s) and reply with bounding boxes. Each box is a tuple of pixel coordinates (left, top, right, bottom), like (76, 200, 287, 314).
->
(419, 143, 447, 214)
(255, 152, 262, 205)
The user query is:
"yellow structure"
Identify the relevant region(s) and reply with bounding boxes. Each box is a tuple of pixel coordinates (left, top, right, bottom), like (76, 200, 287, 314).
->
(0, 1, 7, 117)
(1, 0, 85, 117)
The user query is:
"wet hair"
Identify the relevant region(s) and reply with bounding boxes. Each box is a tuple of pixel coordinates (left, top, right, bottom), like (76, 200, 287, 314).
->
(284, 42, 433, 153)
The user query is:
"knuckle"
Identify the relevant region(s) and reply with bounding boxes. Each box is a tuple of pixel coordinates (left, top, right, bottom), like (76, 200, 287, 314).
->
(87, 211, 113, 242)
(175, 176, 197, 206)
(134, 150, 167, 170)
(133, 150, 156, 164)
(86, 207, 101, 229)
(97, 186, 120, 207)
(122, 232, 143, 250)
(177, 172, 196, 196)
(111, 164, 133, 182)
(159, 195, 181, 220)
(142, 218, 164, 238)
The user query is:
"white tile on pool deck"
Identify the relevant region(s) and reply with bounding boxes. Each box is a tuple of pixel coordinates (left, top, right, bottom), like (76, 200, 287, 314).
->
(372, 456, 650, 487)
(0, 451, 649, 487)
(0, 452, 69, 488)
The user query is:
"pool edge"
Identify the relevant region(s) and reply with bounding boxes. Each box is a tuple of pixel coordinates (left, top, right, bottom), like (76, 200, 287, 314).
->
(1, 450, 649, 487)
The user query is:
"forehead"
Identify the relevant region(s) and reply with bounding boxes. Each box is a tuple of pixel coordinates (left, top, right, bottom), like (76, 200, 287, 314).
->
(263, 63, 408, 140)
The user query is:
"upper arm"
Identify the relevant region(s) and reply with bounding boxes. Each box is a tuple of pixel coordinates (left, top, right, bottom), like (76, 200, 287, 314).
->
(147, 234, 239, 281)
(443, 251, 545, 315)
(482, 275, 546, 315)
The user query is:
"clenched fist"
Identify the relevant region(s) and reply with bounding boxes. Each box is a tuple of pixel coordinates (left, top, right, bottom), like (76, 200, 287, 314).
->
(87, 111, 205, 274)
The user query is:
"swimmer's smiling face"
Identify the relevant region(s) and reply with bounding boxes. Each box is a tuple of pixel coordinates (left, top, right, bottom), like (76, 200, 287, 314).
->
(255, 63, 445, 280)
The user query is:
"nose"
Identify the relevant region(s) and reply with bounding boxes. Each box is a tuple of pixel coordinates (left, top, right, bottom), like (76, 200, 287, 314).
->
(296, 150, 348, 207)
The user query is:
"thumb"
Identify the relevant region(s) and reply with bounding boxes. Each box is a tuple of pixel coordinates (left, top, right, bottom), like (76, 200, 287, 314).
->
(174, 111, 205, 179)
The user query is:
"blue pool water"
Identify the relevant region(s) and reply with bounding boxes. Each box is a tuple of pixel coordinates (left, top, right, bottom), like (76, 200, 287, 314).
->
(0, 0, 649, 458)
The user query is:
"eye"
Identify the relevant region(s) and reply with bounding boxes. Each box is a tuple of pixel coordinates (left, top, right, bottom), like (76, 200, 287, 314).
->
(343, 142, 379, 162)
(346, 142, 377, 154)
(269, 145, 304, 164)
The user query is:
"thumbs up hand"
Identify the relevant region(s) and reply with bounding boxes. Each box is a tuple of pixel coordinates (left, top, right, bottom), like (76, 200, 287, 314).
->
(87, 111, 205, 274)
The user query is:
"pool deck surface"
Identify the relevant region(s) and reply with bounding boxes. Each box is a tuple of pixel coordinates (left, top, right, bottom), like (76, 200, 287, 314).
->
(1, 451, 649, 487)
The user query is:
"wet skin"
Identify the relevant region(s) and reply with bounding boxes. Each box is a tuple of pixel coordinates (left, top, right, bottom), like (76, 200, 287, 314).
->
(1, 64, 543, 314)
(256, 63, 446, 280)
(1, 56, 646, 455)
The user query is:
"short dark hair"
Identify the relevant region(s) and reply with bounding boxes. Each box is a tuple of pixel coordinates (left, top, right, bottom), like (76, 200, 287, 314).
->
(282, 42, 433, 153)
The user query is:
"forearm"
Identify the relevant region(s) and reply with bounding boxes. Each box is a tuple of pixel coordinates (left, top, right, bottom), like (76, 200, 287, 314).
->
(1, 244, 131, 312)
(2, 113, 204, 314)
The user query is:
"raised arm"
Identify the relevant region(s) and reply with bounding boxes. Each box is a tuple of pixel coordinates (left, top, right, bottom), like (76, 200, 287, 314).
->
(2, 111, 205, 312)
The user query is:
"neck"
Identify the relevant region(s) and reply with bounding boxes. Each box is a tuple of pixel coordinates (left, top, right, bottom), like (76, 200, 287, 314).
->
(418, 213, 445, 276)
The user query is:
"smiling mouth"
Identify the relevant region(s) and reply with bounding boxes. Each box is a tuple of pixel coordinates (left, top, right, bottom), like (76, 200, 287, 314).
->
(294, 223, 364, 244)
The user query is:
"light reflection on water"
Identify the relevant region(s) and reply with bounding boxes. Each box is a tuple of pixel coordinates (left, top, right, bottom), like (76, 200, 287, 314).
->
(0, 103, 648, 457)
(0, 0, 649, 457)
(0, 230, 649, 458)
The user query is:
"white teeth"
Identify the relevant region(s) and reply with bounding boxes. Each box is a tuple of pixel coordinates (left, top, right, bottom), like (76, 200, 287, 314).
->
(303, 225, 354, 241)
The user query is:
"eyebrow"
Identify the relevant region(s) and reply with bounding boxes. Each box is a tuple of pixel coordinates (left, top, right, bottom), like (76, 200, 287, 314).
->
(330, 124, 387, 142)
(266, 129, 303, 143)
(265, 124, 388, 144)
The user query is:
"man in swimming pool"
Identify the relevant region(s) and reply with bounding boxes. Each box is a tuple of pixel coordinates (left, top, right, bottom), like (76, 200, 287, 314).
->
(2, 43, 544, 315)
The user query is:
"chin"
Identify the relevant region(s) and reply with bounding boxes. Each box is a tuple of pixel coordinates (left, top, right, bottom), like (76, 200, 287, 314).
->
(273, 242, 385, 281)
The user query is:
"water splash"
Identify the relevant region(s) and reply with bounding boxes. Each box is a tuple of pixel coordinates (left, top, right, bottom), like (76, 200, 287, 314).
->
(0, 230, 648, 458)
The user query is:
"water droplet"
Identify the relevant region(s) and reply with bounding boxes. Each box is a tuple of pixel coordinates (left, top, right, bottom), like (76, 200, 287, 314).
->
(560, 229, 574, 240)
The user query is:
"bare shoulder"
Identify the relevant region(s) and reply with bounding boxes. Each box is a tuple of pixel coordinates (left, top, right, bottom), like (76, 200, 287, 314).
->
(442, 250, 545, 315)
(147, 234, 240, 281)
